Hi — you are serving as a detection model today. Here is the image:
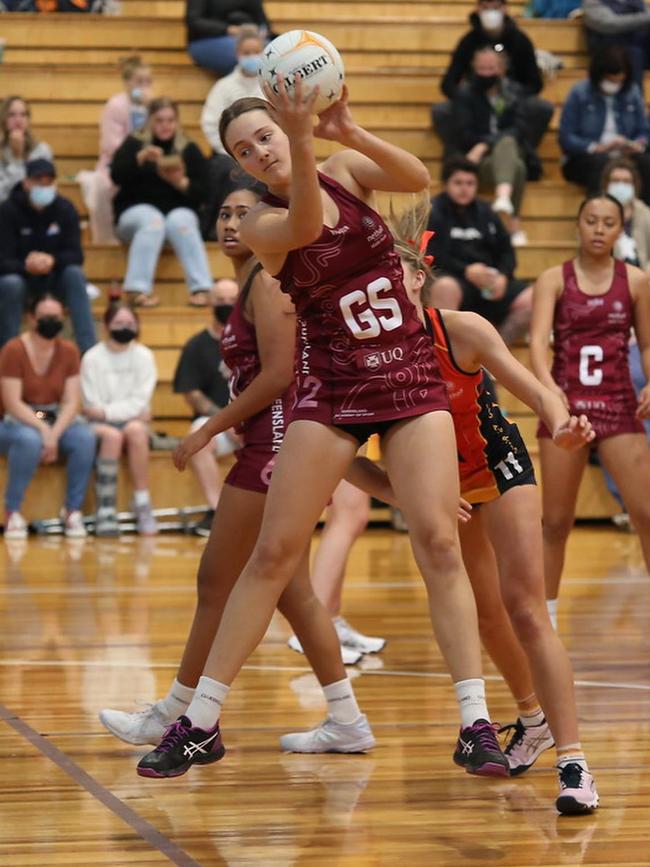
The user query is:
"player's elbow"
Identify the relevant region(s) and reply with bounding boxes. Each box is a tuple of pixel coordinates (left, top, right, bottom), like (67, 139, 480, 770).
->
(401, 162, 431, 193)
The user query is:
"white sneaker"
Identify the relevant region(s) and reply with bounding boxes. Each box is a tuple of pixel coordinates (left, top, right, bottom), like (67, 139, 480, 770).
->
(334, 617, 386, 654)
(99, 702, 170, 745)
(287, 634, 362, 666)
(500, 718, 555, 775)
(64, 510, 87, 539)
(556, 763, 599, 815)
(280, 714, 376, 753)
(4, 511, 27, 540)
(493, 195, 514, 215)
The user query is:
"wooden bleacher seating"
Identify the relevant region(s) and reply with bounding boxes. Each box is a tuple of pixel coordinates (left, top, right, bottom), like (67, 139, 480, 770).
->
(0, 3, 621, 520)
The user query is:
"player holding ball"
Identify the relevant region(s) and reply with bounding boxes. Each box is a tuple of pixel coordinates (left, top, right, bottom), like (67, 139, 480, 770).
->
(137, 42, 509, 781)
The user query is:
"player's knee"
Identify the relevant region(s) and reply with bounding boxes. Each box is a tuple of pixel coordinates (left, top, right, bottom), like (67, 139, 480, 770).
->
(505, 598, 546, 645)
(542, 514, 574, 545)
(413, 526, 461, 577)
(251, 534, 302, 581)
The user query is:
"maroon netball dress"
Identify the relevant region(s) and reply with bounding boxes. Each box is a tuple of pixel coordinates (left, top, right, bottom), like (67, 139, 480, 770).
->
(220, 264, 295, 493)
(538, 259, 643, 442)
(262, 172, 449, 440)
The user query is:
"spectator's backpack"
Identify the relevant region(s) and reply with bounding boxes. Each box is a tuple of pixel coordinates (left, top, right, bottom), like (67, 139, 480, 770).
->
(531, 0, 581, 15)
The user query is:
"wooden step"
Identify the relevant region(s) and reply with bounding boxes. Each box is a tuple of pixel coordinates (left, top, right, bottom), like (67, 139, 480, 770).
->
(118, 0, 528, 16)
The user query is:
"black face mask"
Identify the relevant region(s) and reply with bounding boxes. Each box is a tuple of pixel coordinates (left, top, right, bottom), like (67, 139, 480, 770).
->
(110, 327, 137, 344)
(474, 74, 501, 91)
(214, 304, 234, 326)
(36, 317, 63, 340)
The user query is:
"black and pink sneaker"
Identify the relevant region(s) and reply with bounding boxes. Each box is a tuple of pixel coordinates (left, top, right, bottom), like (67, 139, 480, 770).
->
(453, 719, 509, 777)
(137, 715, 225, 778)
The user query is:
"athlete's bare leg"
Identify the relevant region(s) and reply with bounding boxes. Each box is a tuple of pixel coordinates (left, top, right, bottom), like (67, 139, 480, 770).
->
(482, 485, 581, 749)
(598, 433, 650, 572)
(176, 484, 266, 687)
(381, 412, 482, 682)
(310, 480, 370, 616)
(538, 439, 590, 600)
(459, 512, 536, 709)
(278, 546, 348, 687)
(200, 421, 359, 685)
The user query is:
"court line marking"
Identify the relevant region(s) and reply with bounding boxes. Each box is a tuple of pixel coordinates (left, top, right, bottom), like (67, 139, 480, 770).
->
(0, 700, 202, 867)
(0, 659, 648, 692)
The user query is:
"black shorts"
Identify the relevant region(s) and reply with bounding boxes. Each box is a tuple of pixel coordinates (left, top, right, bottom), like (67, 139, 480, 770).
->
(462, 418, 537, 505)
(459, 277, 528, 328)
(334, 418, 404, 446)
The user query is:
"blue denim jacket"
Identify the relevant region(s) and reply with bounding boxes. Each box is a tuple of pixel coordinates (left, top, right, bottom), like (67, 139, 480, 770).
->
(559, 79, 650, 156)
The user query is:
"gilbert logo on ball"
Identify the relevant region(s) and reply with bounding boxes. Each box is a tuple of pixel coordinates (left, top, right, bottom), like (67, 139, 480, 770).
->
(259, 30, 345, 115)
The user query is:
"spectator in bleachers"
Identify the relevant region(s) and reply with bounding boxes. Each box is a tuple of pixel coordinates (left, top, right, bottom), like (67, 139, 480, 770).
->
(601, 156, 650, 267)
(173, 277, 238, 536)
(0, 96, 53, 204)
(81, 303, 158, 536)
(0, 158, 97, 353)
(450, 47, 531, 246)
(426, 156, 532, 345)
(200, 27, 263, 238)
(0, 294, 96, 540)
(530, 0, 581, 15)
(559, 45, 650, 200)
(434, 0, 553, 165)
(583, 0, 650, 86)
(110, 97, 213, 308)
(78, 55, 154, 245)
(186, 0, 272, 75)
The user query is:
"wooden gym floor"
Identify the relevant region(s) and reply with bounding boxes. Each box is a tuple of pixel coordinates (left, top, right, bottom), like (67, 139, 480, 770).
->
(0, 524, 648, 866)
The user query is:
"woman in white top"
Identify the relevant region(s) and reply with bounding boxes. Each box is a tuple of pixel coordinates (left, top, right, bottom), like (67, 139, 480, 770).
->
(81, 304, 158, 536)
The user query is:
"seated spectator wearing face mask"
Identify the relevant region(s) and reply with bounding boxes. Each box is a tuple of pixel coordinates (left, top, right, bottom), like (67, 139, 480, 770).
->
(0, 158, 97, 353)
(450, 47, 531, 246)
(200, 27, 263, 238)
(600, 156, 650, 267)
(434, 0, 552, 166)
(583, 0, 650, 87)
(78, 55, 155, 245)
(80, 303, 158, 537)
(186, 0, 273, 75)
(559, 45, 650, 202)
(172, 277, 238, 536)
(0, 294, 97, 540)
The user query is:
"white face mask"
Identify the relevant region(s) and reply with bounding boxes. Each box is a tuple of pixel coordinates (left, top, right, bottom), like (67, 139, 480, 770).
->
(600, 79, 622, 96)
(479, 9, 504, 31)
(608, 181, 635, 205)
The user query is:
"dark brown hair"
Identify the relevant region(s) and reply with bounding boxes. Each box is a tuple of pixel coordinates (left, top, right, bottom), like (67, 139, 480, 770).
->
(600, 156, 641, 196)
(577, 193, 625, 225)
(0, 96, 36, 154)
(119, 53, 149, 82)
(103, 302, 140, 331)
(28, 293, 63, 316)
(218, 97, 273, 158)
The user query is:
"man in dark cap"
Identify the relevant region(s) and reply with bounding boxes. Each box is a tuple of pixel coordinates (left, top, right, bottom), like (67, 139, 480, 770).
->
(0, 158, 96, 351)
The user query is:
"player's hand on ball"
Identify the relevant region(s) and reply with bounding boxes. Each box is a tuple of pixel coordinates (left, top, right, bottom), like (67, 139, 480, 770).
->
(636, 384, 650, 419)
(173, 427, 211, 471)
(262, 74, 319, 140)
(552, 414, 594, 450)
(313, 85, 355, 142)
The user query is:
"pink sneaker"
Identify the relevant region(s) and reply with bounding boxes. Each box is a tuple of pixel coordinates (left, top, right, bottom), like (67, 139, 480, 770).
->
(556, 762, 599, 815)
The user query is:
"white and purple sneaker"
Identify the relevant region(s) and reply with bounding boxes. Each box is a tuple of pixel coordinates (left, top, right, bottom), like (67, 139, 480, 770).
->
(556, 762, 599, 815)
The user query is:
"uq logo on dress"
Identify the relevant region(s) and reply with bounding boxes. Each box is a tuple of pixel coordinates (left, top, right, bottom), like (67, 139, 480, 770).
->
(363, 346, 404, 370)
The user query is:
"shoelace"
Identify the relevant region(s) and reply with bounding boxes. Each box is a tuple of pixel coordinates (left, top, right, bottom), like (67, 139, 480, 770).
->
(498, 719, 525, 754)
(559, 762, 585, 790)
(472, 721, 502, 751)
(156, 717, 191, 754)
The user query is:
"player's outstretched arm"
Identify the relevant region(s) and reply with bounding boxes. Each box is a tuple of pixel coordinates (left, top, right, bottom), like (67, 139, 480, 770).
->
(173, 273, 295, 471)
(317, 87, 430, 194)
(447, 311, 594, 450)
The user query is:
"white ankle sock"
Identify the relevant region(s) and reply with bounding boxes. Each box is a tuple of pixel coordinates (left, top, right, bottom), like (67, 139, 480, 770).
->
(157, 679, 195, 722)
(133, 489, 151, 507)
(454, 678, 490, 728)
(185, 676, 230, 730)
(520, 706, 546, 728)
(546, 598, 558, 631)
(557, 753, 588, 772)
(323, 677, 361, 724)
